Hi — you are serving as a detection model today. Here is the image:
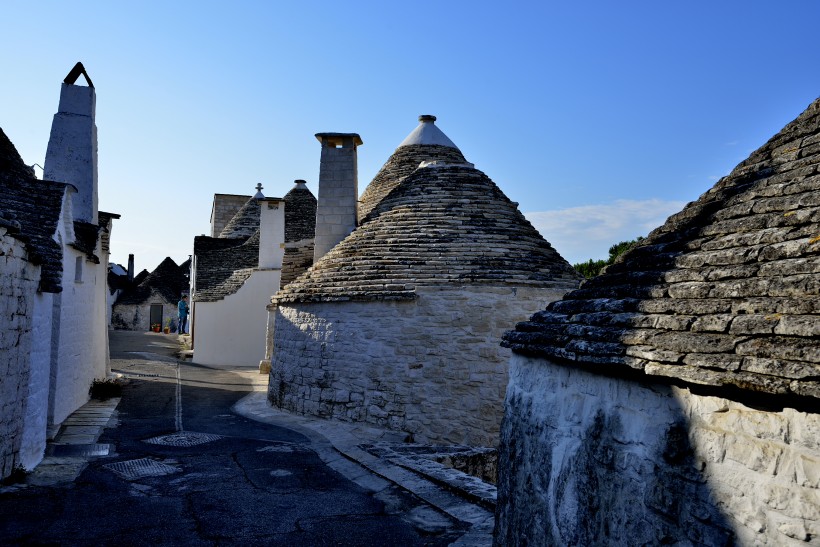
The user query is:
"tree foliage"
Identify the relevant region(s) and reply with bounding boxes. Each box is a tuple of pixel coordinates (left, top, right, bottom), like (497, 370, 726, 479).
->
(573, 237, 644, 279)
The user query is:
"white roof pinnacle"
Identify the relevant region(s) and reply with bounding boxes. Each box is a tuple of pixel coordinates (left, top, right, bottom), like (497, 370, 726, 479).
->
(398, 115, 460, 150)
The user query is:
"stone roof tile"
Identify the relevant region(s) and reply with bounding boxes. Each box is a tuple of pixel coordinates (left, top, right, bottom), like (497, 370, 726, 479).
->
(358, 145, 467, 222)
(503, 96, 820, 400)
(219, 197, 261, 239)
(193, 231, 259, 302)
(0, 126, 68, 293)
(276, 163, 581, 304)
(284, 180, 316, 242)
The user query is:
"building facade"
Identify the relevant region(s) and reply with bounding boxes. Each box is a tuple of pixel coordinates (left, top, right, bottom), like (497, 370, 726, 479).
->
(496, 97, 820, 545)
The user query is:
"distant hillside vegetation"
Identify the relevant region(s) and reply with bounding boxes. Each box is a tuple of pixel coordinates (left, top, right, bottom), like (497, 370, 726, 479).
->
(573, 237, 644, 279)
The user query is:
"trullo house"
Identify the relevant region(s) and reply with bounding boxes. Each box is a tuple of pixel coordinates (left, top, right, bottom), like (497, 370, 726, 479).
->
(267, 115, 582, 446)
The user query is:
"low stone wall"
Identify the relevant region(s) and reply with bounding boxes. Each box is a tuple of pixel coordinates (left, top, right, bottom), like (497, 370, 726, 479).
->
(495, 354, 820, 546)
(269, 285, 567, 446)
(0, 229, 37, 479)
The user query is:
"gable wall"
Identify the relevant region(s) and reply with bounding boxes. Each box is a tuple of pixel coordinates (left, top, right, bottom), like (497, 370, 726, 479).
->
(193, 269, 281, 366)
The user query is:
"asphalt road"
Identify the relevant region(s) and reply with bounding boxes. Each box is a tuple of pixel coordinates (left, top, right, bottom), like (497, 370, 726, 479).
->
(0, 331, 464, 546)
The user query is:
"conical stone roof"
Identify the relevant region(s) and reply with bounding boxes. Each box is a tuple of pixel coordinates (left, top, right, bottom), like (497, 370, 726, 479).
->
(193, 231, 260, 302)
(0, 127, 68, 292)
(503, 97, 820, 401)
(117, 257, 186, 305)
(275, 162, 581, 304)
(219, 196, 261, 239)
(284, 180, 316, 242)
(358, 116, 467, 222)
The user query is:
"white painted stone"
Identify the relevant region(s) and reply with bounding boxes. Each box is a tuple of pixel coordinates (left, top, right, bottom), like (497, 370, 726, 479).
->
(0, 229, 38, 477)
(194, 269, 281, 367)
(258, 198, 285, 269)
(398, 115, 459, 149)
(495, 354, 820, 546)
(44, 83, 98, 224)
(19, 291, 55, 470)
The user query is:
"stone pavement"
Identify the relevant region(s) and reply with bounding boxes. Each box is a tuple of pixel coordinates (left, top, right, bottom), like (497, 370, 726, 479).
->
(0, 330, 494, 545)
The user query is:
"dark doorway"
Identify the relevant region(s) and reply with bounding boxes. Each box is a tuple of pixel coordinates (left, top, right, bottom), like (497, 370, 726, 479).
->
(149, 304, 163, 330)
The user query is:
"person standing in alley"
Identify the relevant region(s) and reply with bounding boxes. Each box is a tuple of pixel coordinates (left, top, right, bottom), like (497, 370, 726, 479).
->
(178, 295, 189, 334)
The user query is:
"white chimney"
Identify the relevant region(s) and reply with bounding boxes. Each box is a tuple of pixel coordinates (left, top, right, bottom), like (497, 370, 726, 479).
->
(44, 62, 98, 224)
(258, 198, 285, 269)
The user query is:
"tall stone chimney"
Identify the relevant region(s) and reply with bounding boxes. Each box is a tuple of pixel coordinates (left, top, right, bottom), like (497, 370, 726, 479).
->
(313, 132, 362, 262)
(44, 62, 98, 224)
(127, 254, 134, 283)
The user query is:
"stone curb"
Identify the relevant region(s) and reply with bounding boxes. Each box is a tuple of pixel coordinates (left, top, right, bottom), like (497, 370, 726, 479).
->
(1, 398, 120, 491)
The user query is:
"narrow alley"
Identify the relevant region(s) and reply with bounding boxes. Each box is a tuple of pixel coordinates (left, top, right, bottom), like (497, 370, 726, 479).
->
(0, 331, 486, 546)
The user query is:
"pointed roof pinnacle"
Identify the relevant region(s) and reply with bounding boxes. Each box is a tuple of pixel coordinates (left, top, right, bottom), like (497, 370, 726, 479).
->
(64, 62, 94, 88)
(398, 115, 459, 150)
(253, 183, 265, 199)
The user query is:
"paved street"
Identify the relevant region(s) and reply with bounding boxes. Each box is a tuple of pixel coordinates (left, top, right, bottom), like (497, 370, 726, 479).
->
(0, 331, 470, 545)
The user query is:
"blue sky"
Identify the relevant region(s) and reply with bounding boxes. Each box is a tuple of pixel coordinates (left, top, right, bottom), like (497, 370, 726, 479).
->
(2, 1, 819, 270)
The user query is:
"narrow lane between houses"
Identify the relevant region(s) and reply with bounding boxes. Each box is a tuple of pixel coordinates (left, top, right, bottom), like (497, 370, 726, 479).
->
(0, 331, 466, 546)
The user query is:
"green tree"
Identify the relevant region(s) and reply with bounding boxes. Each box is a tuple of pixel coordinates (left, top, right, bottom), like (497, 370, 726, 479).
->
(573, 237, 644, 279)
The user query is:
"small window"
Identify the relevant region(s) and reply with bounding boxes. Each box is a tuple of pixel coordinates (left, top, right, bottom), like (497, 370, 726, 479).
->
(75, 256, 83, 283)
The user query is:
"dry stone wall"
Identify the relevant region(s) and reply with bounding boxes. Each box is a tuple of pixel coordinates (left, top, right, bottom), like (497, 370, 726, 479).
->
(269, 285, 568, 446)
(495, 354, 820, 546)
(0, 228, 38, 478)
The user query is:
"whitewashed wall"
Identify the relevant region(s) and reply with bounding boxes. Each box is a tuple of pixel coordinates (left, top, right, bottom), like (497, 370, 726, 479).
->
(194, 269, 281, 367)
(269, 285, 568, 446)
(495, 354, 820, 546)
(0, 228, 38, 478)
(19, 291, 55, 470)
(50, 247, 106, 425)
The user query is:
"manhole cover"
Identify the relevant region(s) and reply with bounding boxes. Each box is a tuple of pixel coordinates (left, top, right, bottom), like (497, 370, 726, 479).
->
(143, 432, 223, 447)
(103, 458, 180, 480)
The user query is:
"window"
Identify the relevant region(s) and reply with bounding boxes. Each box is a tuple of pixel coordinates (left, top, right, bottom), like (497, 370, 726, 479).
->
(75, 256, 83, 283)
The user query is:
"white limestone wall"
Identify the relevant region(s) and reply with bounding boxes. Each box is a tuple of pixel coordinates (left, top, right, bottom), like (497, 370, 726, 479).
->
(495, 355, 820, 546)
(50, 250, 104, 425)
(194, 269, 281, 367)
(97, 248, 112, 376)
(0, 229, 38, 478)
(19, 291, 55, 470)
(269, 285, 568, 446)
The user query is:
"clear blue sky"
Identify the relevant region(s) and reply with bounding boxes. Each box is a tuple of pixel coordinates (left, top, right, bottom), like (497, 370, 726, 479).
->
(2, 1, 819, 270)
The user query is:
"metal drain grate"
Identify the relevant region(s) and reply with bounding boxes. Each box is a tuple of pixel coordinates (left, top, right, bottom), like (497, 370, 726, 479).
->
(103, 458, 180, 480)
(143, 432, 223, 447)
